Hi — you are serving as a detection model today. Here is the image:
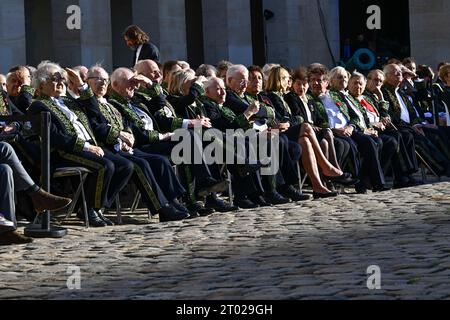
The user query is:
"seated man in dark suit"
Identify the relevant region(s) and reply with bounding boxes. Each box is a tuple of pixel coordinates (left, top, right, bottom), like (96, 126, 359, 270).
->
(5, 66, 34, 114)
(28, 61, 135, 227)
(107, 68, 229, 210)
(123, 25, 160, 66)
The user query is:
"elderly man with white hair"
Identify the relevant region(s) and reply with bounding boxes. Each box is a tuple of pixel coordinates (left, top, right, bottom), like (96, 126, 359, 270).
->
(28, 61, 135, 227)
(224, 65, 309, 207)
(107, 67, 229, 215)
(382, 63, 450, 177)
(84, 65, 191, 222)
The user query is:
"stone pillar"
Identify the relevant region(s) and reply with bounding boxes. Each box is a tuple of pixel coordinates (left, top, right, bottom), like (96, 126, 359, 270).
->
(0, 0, 26, 73)
(133, 0, 188, 62)
(263, 0, 340, 68)
(409, 0, 450, 70)
(79, 0, 113, 71)
(202, 0, 253, 66)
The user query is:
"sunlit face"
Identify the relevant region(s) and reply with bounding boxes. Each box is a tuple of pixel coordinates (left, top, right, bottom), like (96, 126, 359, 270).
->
(279, 69, 291, 93)
(247, 71, 263, 95)
(228, 70, 249, 96)
(385, 65, 403, 87)
(348, 77, 366, 98)
(292, 79, 309, 97)
(137, 61, 163, 84)
(331, 70, 348, 91)
(87, 68, 110, 98)
(6, 68, 31, 97)
(0, 75, 6, 91)
(308, 73, 329, 96)
(367, 72, 385, 91)
(206, 79, 226, 104)
(40, 69, 66, 97)
(113, 70, 137, 99)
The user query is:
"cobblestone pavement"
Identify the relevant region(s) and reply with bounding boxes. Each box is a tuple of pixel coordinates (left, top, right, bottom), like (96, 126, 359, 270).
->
(1, 181, 450, 300)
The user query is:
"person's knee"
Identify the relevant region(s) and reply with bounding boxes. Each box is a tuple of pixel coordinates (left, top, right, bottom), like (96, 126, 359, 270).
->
(302, 123, 313, 136)
(299, 136, 311, 148)
(0, 164, 13, 177)
(103, 160, 115, 175)
(0, 142, 14, 157)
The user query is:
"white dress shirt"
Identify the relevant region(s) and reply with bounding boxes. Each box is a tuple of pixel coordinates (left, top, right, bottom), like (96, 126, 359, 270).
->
(135, 44, 143, 66)
(320, 92, 348, 129)
(342, 92, 367, 129)
(52, 97, 92, 151)
(395, 88, 411, 123)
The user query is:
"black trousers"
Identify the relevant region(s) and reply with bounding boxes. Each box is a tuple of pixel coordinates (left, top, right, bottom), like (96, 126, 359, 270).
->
(117, 149, 186, 214)
(56, 149, 133, 210)
(334, 136, 360, 178)
(398, 124, 449, 175)
(346, 131, 385, 188)
(423, 126, 450, 162)
(272, 133, 301, 189)
(139, 139, 213, 185)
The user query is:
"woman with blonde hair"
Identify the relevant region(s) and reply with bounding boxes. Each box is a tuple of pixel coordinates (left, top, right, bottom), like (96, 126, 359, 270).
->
(166, 70, 207, 119)
(265, 66, 354, 198)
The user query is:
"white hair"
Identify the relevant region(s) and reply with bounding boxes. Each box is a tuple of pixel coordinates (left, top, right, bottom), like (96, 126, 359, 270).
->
(329, 66, 349, 81)
(204, 76, 224, 91)
(226, 64, 248, 84)
(87, 63, 107, 78)
(32, 60, 64, 89)
(350, 71, 366, 83)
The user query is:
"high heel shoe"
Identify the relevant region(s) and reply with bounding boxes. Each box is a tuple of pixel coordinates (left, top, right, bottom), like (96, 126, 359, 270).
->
(324, 172, 358, 186)
(313, 191, 339, 199)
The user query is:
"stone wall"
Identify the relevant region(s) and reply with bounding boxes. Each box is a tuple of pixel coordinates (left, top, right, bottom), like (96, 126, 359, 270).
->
(409, 0, 450, 70)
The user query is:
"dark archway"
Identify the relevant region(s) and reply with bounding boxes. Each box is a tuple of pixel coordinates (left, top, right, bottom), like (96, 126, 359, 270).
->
(339, 0, 410, 68)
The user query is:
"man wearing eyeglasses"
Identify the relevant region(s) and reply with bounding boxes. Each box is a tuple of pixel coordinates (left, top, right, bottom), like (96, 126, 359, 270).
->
(83, 65, 191, 222)
(382, 63, 450, 178)
(28, 61, 135, 227)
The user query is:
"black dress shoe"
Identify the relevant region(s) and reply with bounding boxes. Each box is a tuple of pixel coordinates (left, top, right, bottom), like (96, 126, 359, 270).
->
(97, 210, 114, 226)
(279, 185, 312, 202)
(187, 202, 214, 216)
(407, 176, 422, 186)
(372, 185, 392, 192)
(205, 195, 239, 212)
(197, 178, 229, 197)
(264, 192, 290, 205)
(355, 182, 368, 194)
(234, 197, 258, 209)
(325, 172, 359, 186)
(158, 204, 190, 222)
(249, 194, 271, 207)
(78, 209, 107, 227)
(171, 200, 190, 214)
(236, 162, 265, 177)
(313, 191, 338, 199)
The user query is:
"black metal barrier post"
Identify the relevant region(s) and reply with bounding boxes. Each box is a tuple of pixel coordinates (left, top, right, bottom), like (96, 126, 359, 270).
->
(0, 112, 68, 238)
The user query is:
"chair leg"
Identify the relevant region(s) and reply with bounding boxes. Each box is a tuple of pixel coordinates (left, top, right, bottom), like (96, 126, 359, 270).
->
(296, 163, 303, 194)
(116, 195, 122, 225)
(131, 191, 141, 213)
(79, 172, 89, 229)
(227, 170, 233, 205)
(416, 151, 439, 181)
(65, 175, 84, 220)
